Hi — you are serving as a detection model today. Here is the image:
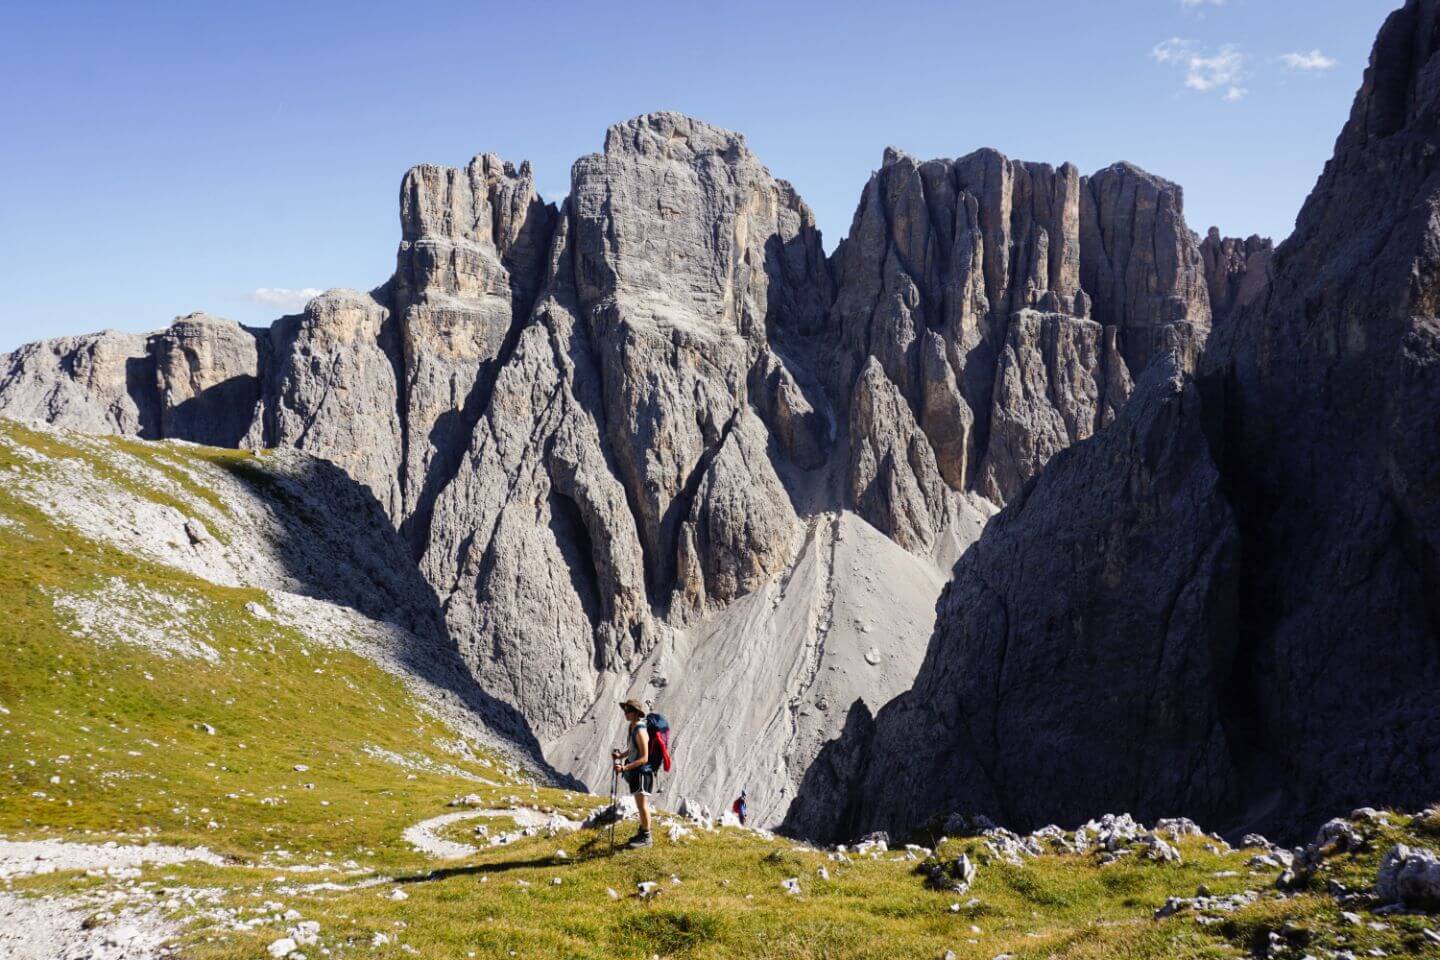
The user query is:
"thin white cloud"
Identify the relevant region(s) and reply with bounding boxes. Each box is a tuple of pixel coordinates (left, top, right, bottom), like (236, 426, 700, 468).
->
(1181, 0, 1225, 6)
(1152, 38, 1247, 101)
(247, 287, 323, 312)
(1280, 49, 1337, 71)
(1151, 37, 1192, 64)
(1185, 46, 1244, 91)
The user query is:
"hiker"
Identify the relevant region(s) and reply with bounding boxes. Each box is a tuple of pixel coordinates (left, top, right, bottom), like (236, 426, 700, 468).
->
(732, 789, 747, 826)
(612, 698, 655, 848)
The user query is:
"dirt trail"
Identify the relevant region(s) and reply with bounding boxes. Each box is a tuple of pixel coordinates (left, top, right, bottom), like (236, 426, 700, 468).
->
(0, 806, 569, 959)
(0, 892, 178, 960)
(401, 807, 569, 859)
(0, 838, 224, 880)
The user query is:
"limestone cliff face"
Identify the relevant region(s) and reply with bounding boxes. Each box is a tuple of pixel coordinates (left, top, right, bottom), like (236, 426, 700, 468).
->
(823, 146, 1211, 537)
(418, 208, 653, 739)
(804, 0, 1440, 845)
(153, 313, 263, 447)
(0, 331, 159, 437)
(392, 154, 556, 548)
(569, 114, 831, 610)
(262, 290, 406, 521)
(1199, 229, 1273, 326)
(0, 110, 1258, 824)
(1079, 163, 1212, 372)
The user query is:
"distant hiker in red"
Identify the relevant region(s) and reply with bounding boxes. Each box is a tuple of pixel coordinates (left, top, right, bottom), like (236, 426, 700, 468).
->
(732, 789, 748, 826)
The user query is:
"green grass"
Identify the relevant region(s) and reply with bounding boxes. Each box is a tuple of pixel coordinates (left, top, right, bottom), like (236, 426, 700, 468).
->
(0, 423, 517, 867)
(3, 423, 241, 542)
(1, 421, 1437, 960)
(440, 816, 521, 845)
(111, 434, 252, 521)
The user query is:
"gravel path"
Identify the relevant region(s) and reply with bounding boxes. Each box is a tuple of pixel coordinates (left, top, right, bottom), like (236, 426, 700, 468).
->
(0, 839, 225, 880)
(0, 892, 177, 960)
(400, 808, 563, 859)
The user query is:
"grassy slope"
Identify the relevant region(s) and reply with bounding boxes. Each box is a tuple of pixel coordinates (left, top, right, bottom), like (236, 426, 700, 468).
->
(1, 422, 1437, 959)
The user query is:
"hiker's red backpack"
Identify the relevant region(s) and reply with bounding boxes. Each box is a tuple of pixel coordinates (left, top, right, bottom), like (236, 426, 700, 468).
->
(644, 712, 672, 773)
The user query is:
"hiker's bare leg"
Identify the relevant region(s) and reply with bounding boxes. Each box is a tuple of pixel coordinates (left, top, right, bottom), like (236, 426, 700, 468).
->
(637, 792, 651, 833)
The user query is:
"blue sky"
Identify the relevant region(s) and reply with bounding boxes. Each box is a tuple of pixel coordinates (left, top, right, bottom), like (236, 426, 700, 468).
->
(0, 0, 1399, 352)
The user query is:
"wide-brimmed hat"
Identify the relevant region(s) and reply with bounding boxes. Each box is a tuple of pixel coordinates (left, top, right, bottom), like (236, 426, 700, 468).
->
(618, 698, 646, 715)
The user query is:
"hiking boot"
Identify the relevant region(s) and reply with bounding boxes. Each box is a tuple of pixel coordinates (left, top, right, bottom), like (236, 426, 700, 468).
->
(625, 830, 653, 848)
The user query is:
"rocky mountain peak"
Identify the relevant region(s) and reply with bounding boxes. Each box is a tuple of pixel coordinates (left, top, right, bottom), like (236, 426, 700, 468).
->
(575, 109, 830, 347)
(1199, 228, 1273, 327)
(602, 111, 750, 162)
(1079, 160, 1210, 370)
(826, 140, 1219, 512)
(398, 152, 547, 251)
(880, 145, 911, 166)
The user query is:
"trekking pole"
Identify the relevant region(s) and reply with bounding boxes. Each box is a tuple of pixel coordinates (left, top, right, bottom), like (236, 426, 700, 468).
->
(608, 766, 618, 853)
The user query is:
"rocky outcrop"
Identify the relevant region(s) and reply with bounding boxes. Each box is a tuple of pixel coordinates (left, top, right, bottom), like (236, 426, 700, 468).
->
(0, 331, 158, 437)
(827, 149, 1092, 505)
(263, 290, 406, 521)
(806, 0, 1440, 844)
(749, 346, 831, 470)
(154, 313, 263, 447)
(974, 311, 1132, 504)
(1377, 844, 1440, 909)
(1199, 229, 1273, 326)
(847, 358, 950, 551)
(675, 411, 799, 606)
(419, 209, 652, 738)
(570, 113, 830, 602)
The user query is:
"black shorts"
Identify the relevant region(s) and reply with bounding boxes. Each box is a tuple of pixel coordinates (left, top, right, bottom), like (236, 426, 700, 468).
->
(623, 769, 655, 796)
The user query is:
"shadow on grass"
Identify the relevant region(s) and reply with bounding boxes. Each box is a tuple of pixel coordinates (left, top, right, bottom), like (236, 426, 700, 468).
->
(391, 831, 649, 885)
(391, 856, 567, 884)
